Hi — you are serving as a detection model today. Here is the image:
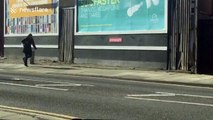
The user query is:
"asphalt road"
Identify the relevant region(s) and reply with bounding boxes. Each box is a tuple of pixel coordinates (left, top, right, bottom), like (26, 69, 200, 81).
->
(0, 73, 213, 120)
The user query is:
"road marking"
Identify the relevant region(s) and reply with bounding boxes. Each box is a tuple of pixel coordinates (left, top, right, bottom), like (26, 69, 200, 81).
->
(12, 77, 23, 81)
(127, 92, 213, 99)
(127, 92, 175, 97)
(8, 78, 94, 87)
(126, 92, 213, 107)
(0, 105, 78, 120)
(36, 83, 94, 87)
(36, 83, 82, 87)
(126, 96, 213, 107)
(0, 82, 68, 91)
(157, 92, 213, 99)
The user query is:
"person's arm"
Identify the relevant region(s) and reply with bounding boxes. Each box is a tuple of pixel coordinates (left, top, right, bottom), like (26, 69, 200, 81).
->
(21, 39, 26, 44)
(31, 38, 37, 49)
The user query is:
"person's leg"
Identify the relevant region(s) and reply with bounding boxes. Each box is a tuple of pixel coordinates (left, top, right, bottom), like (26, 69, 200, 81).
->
(24, 52, 32, 67)
(23, 53, 28, 67)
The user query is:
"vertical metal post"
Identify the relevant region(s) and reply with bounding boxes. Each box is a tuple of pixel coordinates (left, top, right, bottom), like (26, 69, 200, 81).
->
(194, 0, 198, 73)
(0, 0, 4, 57)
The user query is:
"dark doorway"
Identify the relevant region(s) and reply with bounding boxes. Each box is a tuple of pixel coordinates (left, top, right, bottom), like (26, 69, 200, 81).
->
(197, 0, 213, 74)
(197, 20, 213, 74)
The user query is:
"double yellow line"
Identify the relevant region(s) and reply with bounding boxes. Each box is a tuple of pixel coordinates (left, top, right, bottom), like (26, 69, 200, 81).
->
(0, 105, 79, 120)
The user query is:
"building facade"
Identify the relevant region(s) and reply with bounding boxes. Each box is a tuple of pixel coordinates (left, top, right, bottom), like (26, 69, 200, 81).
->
(0, 0, 213, 73)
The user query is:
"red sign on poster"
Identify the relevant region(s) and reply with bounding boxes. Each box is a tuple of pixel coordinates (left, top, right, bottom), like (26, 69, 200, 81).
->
(109, 37, 122, 43)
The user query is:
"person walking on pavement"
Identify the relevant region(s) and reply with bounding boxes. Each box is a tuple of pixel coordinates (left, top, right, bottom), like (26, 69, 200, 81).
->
(21, 33, 37, 67)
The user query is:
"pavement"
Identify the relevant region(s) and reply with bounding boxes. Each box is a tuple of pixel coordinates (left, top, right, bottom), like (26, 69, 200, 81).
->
(0, 59, 213, 119)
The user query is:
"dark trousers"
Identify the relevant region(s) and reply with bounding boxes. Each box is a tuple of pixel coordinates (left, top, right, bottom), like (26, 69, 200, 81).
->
(23, 52, 32, 66)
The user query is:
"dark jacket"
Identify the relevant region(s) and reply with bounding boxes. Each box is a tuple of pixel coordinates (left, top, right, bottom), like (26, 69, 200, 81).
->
(21, 35, 37, 54)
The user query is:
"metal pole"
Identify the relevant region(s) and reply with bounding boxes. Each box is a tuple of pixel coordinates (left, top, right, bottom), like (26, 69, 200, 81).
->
(194, 0, 198, 73)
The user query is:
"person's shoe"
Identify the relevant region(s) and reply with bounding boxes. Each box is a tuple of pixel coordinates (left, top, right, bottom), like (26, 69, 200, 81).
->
(23, 57, 28, 67)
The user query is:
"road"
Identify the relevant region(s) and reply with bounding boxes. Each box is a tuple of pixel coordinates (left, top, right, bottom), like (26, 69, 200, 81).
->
(0, 73, 213, 120)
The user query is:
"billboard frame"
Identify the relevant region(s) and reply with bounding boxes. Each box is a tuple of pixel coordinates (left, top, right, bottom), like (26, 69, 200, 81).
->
(4, 0, 59, 37)
(75, 0, 168, 36)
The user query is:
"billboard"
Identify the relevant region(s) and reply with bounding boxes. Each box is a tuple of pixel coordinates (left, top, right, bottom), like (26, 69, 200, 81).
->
(76, 0, 168, 35)
(4, 0, 59, 36)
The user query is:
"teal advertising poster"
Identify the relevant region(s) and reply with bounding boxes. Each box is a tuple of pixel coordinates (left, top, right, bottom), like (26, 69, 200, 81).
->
(77, 0, 167, 34)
